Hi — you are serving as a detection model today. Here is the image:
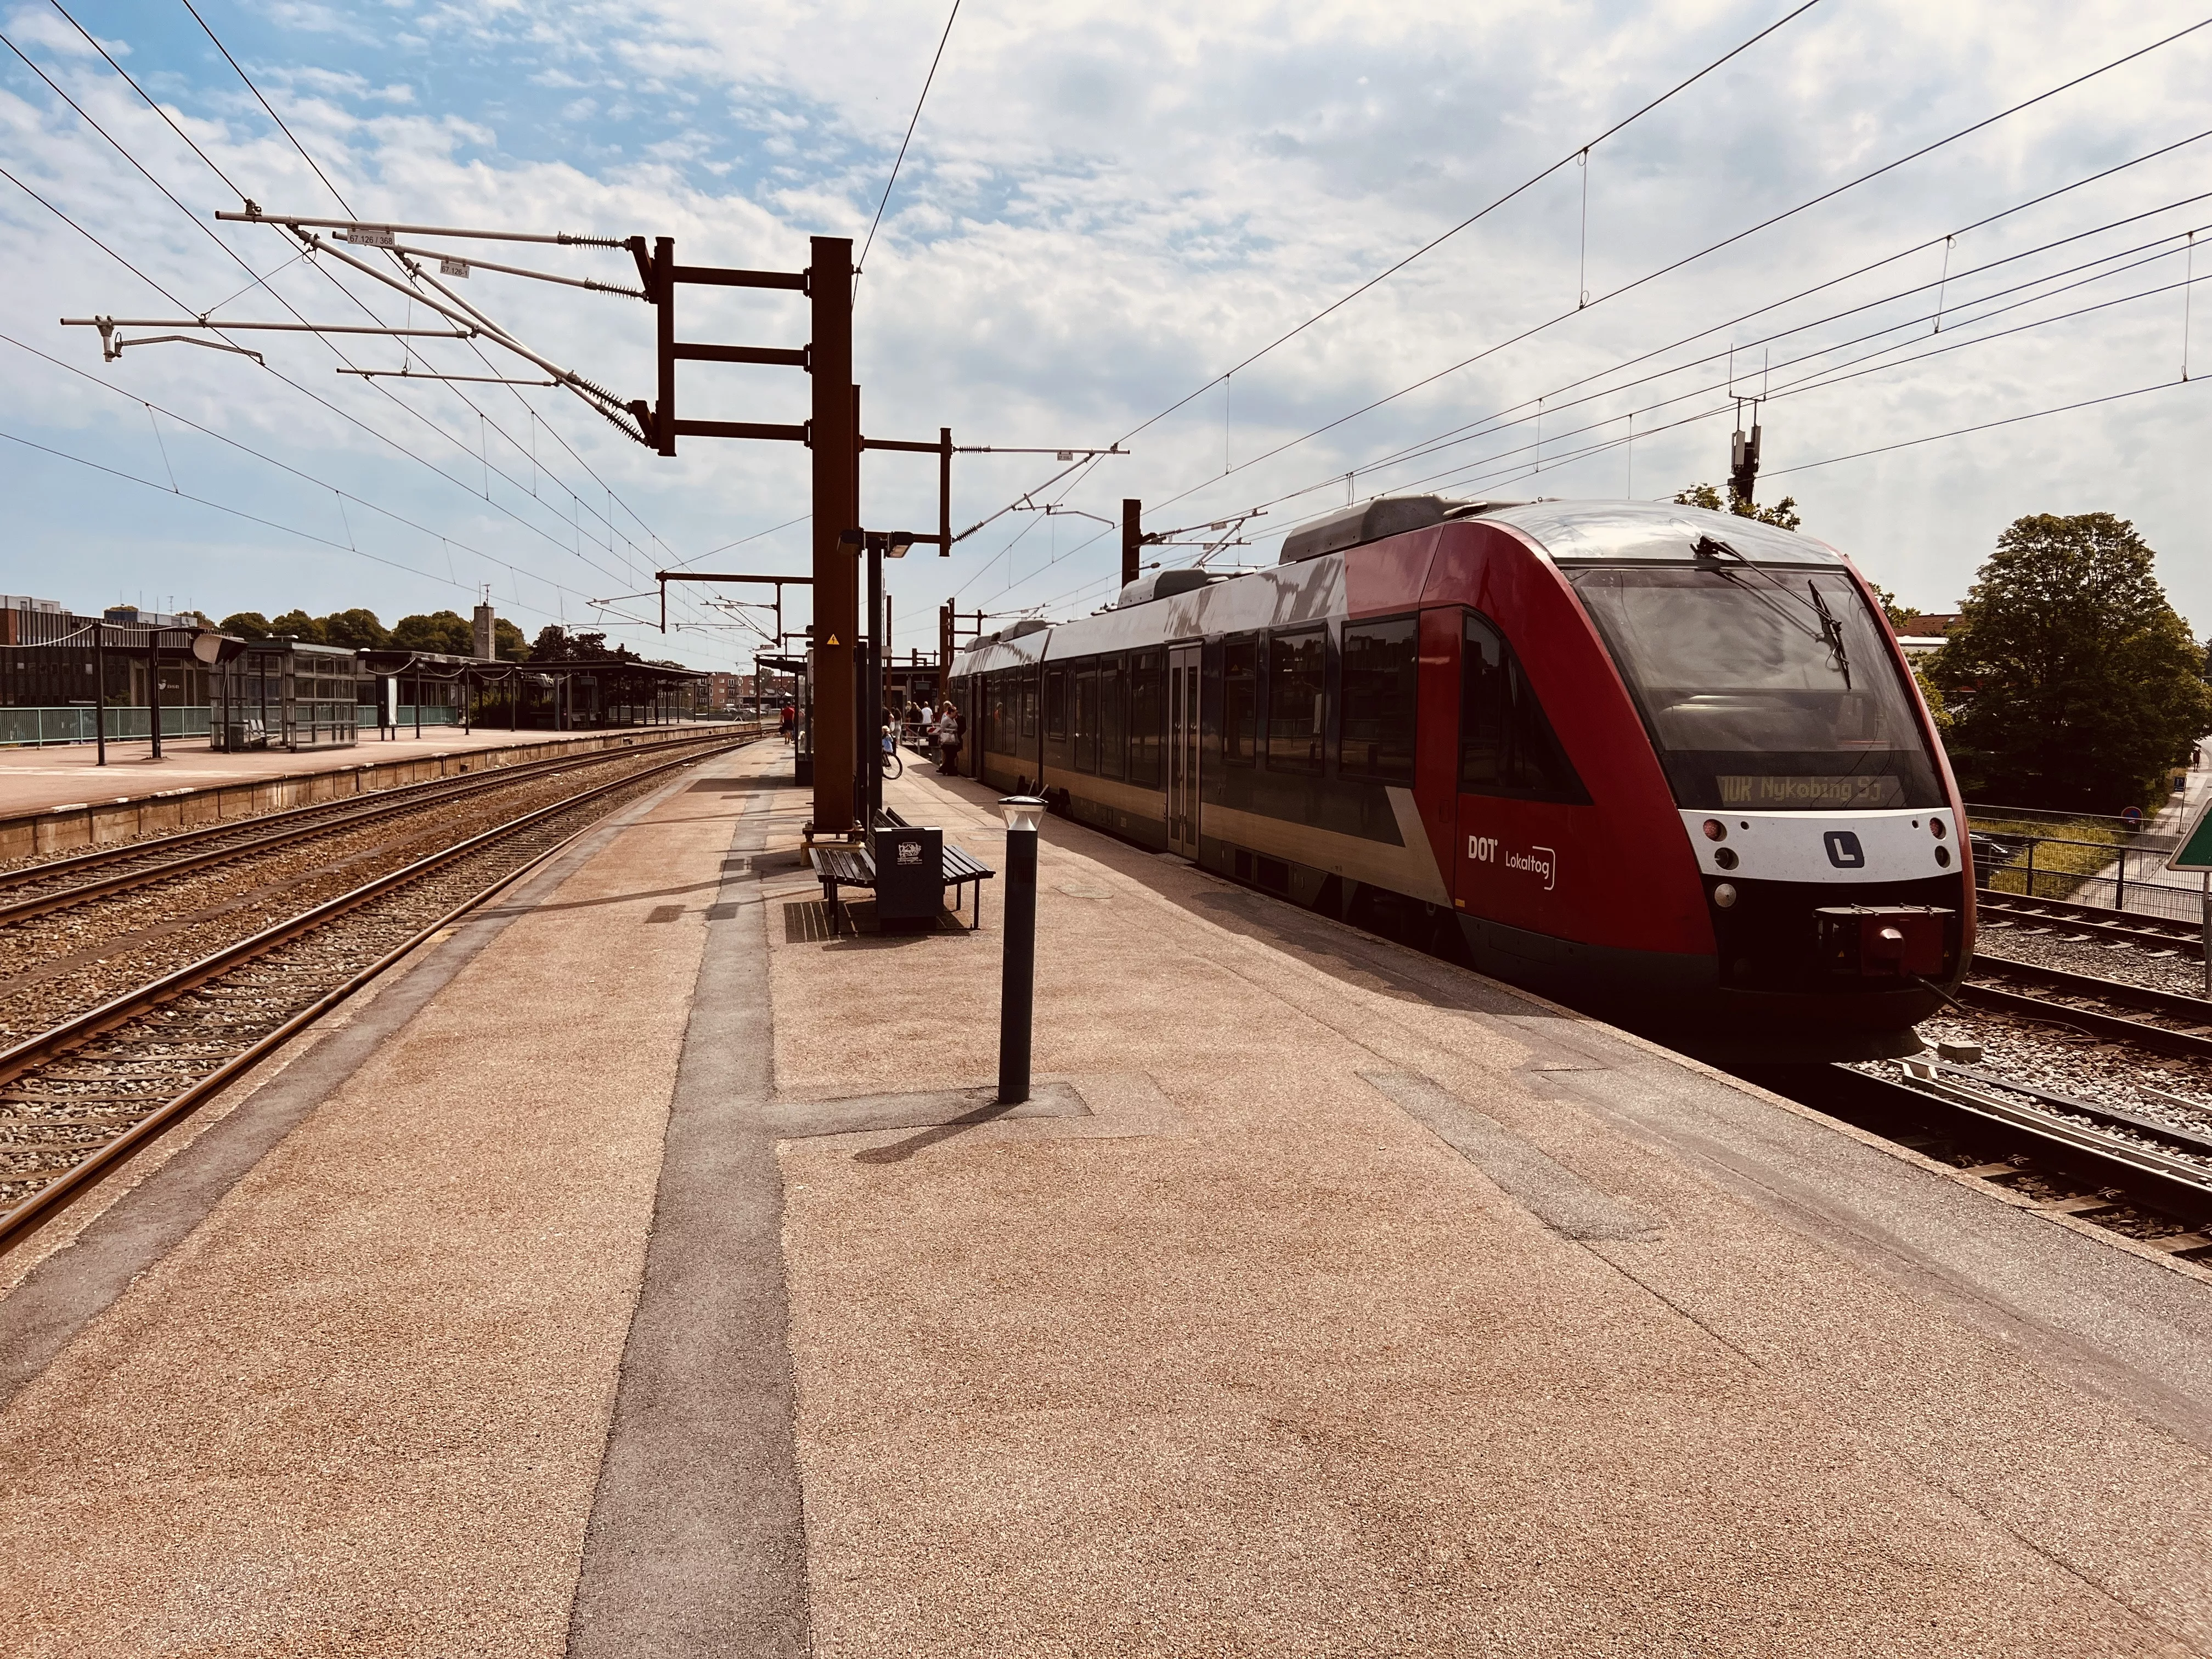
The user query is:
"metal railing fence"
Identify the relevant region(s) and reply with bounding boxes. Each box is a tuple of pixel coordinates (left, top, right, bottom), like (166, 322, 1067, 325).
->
(0, 706, 212, 747)
(1968, 827, 2200, 922)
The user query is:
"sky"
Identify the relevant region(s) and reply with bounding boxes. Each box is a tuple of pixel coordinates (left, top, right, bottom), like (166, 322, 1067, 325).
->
(2, 0, 2209, 671)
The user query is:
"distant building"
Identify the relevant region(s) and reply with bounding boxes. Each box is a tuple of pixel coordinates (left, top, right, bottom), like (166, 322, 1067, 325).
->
(1896, 611, 1959, 663)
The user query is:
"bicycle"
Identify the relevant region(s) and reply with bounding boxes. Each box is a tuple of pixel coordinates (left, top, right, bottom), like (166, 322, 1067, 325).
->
(880, 741, 903, 780)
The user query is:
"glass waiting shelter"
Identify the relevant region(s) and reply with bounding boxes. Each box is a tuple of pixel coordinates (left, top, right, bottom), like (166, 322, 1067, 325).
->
(212, 639, 359, 752)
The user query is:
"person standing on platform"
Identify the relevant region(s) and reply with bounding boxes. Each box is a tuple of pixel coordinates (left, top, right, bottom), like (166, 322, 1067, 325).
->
(779, 702, 795, 738)
(935, 698, 962, 775)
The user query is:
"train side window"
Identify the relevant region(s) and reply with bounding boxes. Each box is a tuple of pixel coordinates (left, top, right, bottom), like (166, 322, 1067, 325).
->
(1075, 664, 1100, 773)
(1223, 638, 1258, 765)
(1099, 655, 1127, 780)
(1127, 649, 1165, 786)
(1460, 612, 1589, 803)
(1020, 671, 1037, 741)
(1045, 667, 1068, 742)
(1339, 614, 1417, 782)
(1265, 628, 1325, 773)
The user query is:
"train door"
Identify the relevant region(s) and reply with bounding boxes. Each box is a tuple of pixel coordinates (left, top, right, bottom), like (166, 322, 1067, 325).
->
(1167, 643, 1201, 858)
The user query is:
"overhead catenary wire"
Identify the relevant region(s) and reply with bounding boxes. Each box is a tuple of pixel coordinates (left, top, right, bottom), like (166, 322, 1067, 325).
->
(949, 1, 1842, 565)
(1262, 159, 2212, 511)
(0, 43, 623, 552)
(1254, 202, 2212, 523)
(161, 3, 725, 634)
(0, 156, 682, 629)
(1136, 14, 2212, 523)
(47, 0, 244, 199)
(1764, 376, 2204, 478)
(0, 329, 661, 624)
(1345, 259, 2212, 513)
(1, 34, 728, 646)
(856, 0, 961, 286)
(1110, 0, 1831, 452)
(966, 15, 2212, 582)
(974, 242, 2212, 620)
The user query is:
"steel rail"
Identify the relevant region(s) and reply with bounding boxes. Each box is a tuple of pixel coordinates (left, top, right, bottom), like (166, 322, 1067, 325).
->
(0, 737, 754, 1253)
(0, 739, 744, 1082)
(1976, 891, 2203, 954)
(1936, 1058, 2212, 1155)
(1801, 1065, 2212, 1256)
(1892, 1063, 2212, 1199)
(1960, 982, 2212, 1060)
(0, 726, 754, 926)
(1965, 953, 2212, 1059)
(0, 725, 747, 894)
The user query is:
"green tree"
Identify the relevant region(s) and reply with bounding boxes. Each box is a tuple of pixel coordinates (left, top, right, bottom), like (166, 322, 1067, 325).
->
(1929, 512, 2212, 810)
(268, 609, 325, 642)
(1870, 585, 1922, 635)
(1911, 659, 1953, 737)
(493, 618, 528, 661)
(1674, 481, 1804, 532)
(529, 625, 634, 664)
(219, 611, 272, 640)
(392, 610, 474, 653)
(318, 608, 390, 649)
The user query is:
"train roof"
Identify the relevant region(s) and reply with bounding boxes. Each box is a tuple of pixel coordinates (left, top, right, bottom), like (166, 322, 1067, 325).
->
(951, 498, 1847, 676)
(1480, 499, 1845, 568)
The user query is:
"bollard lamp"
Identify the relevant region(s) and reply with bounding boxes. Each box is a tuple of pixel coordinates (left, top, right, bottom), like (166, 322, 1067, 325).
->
(995, 797, 1046, 1104)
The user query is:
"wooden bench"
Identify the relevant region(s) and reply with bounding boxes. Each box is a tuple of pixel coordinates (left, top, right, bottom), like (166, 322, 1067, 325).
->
(814, 811, 994, 935)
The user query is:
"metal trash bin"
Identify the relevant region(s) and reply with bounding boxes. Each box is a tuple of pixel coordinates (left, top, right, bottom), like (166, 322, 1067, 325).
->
(874, 826, 943, 927)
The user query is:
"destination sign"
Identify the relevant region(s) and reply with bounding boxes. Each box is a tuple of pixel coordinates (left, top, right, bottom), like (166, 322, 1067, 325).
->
(1718, 775, 1904, 810)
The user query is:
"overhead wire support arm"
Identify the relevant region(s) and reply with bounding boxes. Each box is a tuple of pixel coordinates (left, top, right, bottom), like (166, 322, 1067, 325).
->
(949, 445, 1124, 543)
(110, 334, 264, 364)
(650, 571, 817, 637)
(60, 317, 473, 336)
(61, 317, 470, 366)
(954, 444, 1127, 456)
(215, 208, 625, 249)
(287, 225, 639, 425)
(327, 235, 647, 298)
(338, 368, 556, 386)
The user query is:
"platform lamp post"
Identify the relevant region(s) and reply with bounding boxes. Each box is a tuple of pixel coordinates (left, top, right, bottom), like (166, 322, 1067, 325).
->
(997, 795, 1046, 1105)
(92, 624, 107, 767)
(837, 527, 916, 831)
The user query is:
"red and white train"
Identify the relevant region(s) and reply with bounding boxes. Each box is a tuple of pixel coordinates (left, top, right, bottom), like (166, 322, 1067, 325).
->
(945, 496, 1971, 1059)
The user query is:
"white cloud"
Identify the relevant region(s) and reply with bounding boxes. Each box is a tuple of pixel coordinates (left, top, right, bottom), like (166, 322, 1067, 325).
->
(3, 0, 2210, 662)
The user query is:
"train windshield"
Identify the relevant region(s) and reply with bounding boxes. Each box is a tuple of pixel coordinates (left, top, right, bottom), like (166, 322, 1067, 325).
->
(1570, 565, 1943, 812)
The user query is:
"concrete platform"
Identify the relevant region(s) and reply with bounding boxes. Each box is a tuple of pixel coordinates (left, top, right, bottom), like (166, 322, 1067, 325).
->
(1, 746, 2209, 1656)
(0, 723, 748, 861)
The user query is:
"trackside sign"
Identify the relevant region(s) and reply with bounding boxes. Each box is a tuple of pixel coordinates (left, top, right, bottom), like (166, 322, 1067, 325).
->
(2165, 796, 2212, 872)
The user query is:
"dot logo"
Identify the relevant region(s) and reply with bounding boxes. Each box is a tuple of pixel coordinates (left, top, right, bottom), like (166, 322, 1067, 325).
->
(1822, 830, 1866, 869)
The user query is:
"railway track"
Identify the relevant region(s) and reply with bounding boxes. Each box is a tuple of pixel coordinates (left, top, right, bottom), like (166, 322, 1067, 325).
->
(1780, 1060, 2212, 1262)
(0, 727, 740, 926)
(0, 729, 761, 1254)
(1964, 951, 2212, 1058)
(1974, 890, 2203, 957)
(1730, 891, 2212, 1261)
